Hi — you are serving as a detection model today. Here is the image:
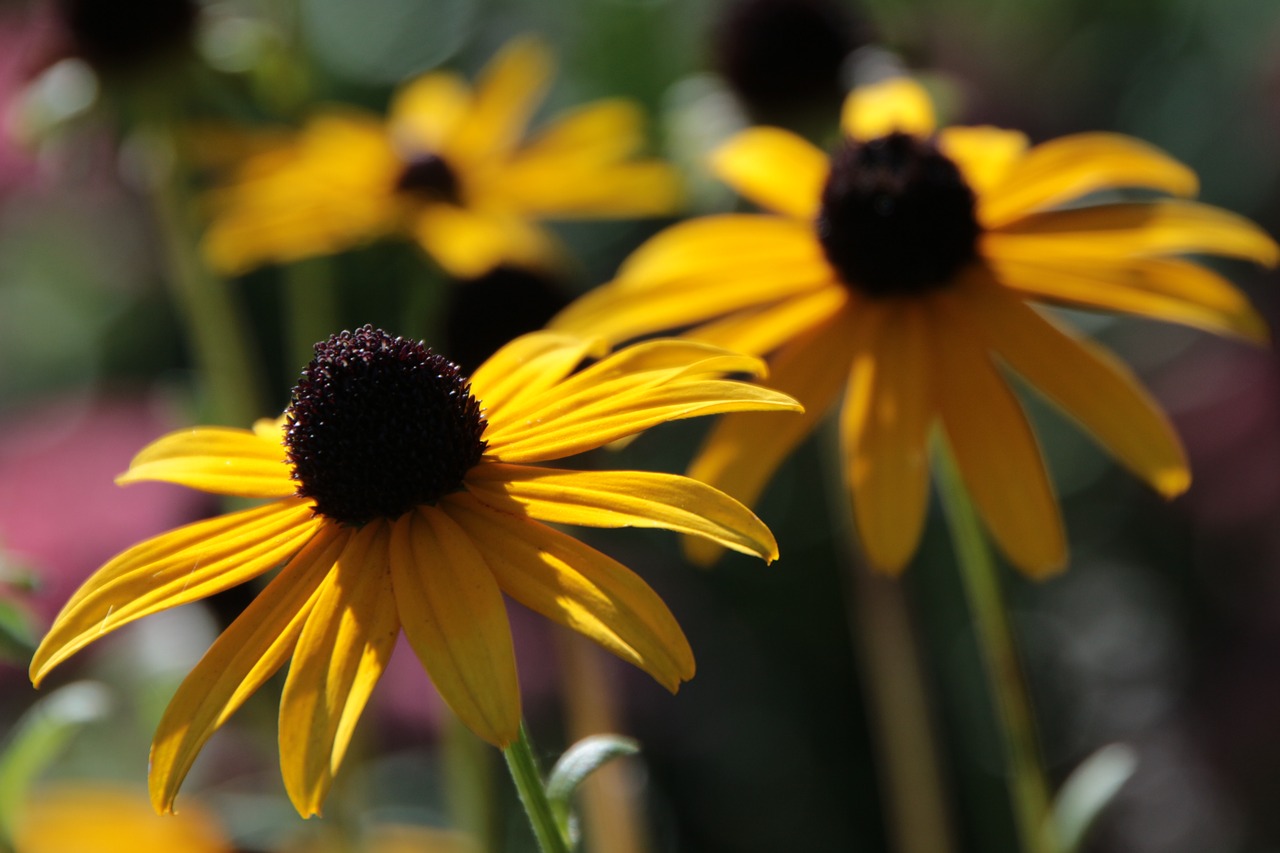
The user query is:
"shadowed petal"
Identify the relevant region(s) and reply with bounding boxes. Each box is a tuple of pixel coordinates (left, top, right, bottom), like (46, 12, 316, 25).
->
(686, 307, 857, 564)
(959, 271, 1189, 497)
(841, 301, 934, 574)
(466, 462, 779, 561)
(150, 524, 348, 814)
(929, 294, 1066, 577)
(390, 507, 520, 748)
(978, 133, 1198, 227)
(841, 77, 936, 141)
(710, 127, 829, 220)
(279, 522, 399, 817)
(117, 427, 295, 498)
(444, 494, 694, 691)
(31, 500, 320, 685)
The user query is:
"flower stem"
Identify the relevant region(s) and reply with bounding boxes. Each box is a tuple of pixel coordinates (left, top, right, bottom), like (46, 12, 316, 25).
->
(504, 723, 571, 853)
(935, 444, 1055, 853)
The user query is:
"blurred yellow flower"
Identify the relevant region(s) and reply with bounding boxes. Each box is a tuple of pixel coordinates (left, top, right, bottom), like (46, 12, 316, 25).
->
(14, 783, 230, 853)
(552, 77, 1277, 577)
(29, 327, 798, 817)
(200, 36, 681, 279)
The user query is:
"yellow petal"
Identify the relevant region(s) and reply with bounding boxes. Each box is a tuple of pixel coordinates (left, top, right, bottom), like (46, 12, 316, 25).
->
(978, 133, 1199, 228)
(470, 332, 608, 425)
(31, 500, 320, 685)
(841, 301, 934, 574)
(390, 70, 472, 153)
(16, 784, 231, 853)
(988, 254, 1269, 342)
(958, 272, 1189, 497)
(444, 36, 554, 167)
(279, 522, 399, 817)
(841, 77, 936, 141)
(389, 507, 520, 748)
(710, 127, 828, 220)
(411, 204, 562, 279)
(936, 125, 1029, 196)
(685, 307, 857, 564)
(150, 525, 346, 814)
(685, 285, 850, 357)
(985, 200, 1280, 266)
(466, 462, 779, 561)
(117, 427, 295, 498)
(444, 494, 694, 691)
(929, 294, 1066, 577)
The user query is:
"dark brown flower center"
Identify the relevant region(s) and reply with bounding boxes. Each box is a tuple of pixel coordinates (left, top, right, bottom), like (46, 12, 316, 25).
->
(395, 153, 463, 205)
(816, 131, 979, 297)
(284, 326, 486, 526)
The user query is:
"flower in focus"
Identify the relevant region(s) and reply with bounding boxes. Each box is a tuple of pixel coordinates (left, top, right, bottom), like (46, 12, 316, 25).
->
(14, 782, 230, 853)
(551, 76, 1278, 576)
(29, 326, 799, 817)
(201, 36, 682, 279)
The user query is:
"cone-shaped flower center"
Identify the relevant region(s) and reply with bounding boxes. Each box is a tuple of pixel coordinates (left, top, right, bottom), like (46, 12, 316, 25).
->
(285, 326, 487, 526)
(817, 131, 979, 297)
(396, 153, 463, 205)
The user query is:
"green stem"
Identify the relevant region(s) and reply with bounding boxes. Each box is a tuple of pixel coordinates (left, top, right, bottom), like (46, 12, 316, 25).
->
(282, 257, 342, 369)
(504, 724, 571, 853)
(146, 127, 266, 426)
(935, 444, 1055, 853)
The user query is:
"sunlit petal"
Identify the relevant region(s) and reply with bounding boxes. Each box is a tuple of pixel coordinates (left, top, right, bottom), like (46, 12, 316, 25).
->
(929, 294, 1066, 577)
(280, 522, 399, 817)
(31, 500, 320, 685)
(841, 301, 934, 574)
(411, 204, 563, 278)
(686, 286, 850, 357)
(444, 494, 694, 691)
(710, 127, 828, 220)
(150, 525, 347, 814)
(470, 332, 607, 426)
(959, 271, 1189, 497)
(937, 125, 1029, 196)
(445, 36, 554, 166)
(841, 77, 936, 141)
(389, 71, 472, 153)
(117, 427, 295, 498)
(390, 507, 520, 748)
(466, 462, 779, 561)
(979, 133, 1199, 227)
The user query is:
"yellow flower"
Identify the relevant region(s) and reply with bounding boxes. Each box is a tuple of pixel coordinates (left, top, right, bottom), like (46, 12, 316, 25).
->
(201, 36, 681, 279)
(29, 327, 799, 817)
(551, 77, 1278, 577)
(14, 783, 230, 853)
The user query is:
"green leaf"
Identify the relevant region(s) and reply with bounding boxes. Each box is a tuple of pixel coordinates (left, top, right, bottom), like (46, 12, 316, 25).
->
(546, 734, 641, 842)
(0, 681, 114, 844)
(1052, 742, 1139, 853)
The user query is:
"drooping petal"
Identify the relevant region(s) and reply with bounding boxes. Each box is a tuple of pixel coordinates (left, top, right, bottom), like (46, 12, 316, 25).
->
(466, 462, 779, 561)
(841, 301, 934, 574)
(117, 427, 295, 498)
(411, 203, 563, 279)
(686, 285, 849, 357)
(978, 133, 1199, 228)
(389, 71, 472, 153)
(389, 507, 520, 748)
(470, 332, 607, 425)
(987, 254, 1269, 342)
(841, 77, 936, 141)
(150, 524, 347, 814)
(958, 272, 1189, 497)
(444, 494, 694, 691)
(985, 200, 1280, 266)
(31, 500, 320, 685)
(279, 522, 399, 817)
(685, 306, 857, 564)
(710, 127, 828, 220)
(937, 125, 1029, 196)
(929, 293, 1066, 577)
(445, 36, 554, 167)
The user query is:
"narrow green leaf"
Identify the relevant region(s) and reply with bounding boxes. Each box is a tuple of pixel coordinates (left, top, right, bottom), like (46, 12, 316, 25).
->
(1052, 742, 1139, 853)
(546, 735, 641, 841)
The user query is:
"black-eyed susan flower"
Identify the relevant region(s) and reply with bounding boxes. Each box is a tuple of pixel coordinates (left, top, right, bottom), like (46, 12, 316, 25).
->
(551, 76, 1278, 577)
(29, 326, 798, 817)
(200, 37, 681, 279)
